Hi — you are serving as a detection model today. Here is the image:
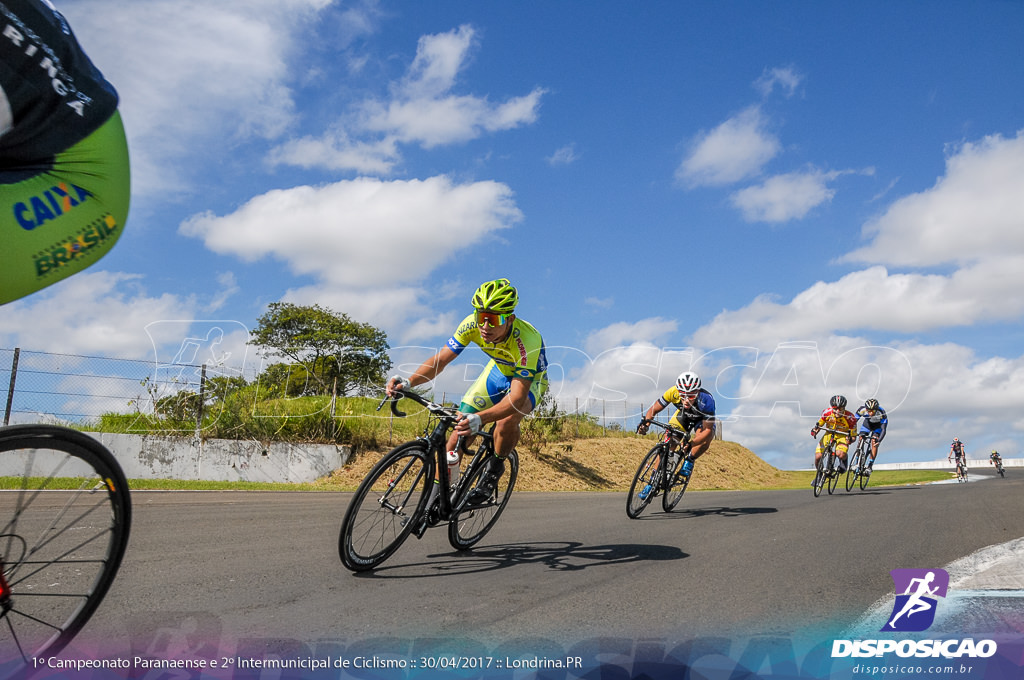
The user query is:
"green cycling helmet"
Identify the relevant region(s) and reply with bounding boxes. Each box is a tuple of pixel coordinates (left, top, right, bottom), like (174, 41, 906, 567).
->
(472, 278, 518, 313)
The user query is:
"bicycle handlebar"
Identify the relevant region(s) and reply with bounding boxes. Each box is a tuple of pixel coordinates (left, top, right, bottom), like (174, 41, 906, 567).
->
(377, 387, 460, 419)
(815, 426, 855, 438)
(639, 418, 692, 442)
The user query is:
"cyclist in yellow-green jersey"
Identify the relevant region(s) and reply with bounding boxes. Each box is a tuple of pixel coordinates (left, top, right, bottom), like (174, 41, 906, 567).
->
(386, 278, 547, 498)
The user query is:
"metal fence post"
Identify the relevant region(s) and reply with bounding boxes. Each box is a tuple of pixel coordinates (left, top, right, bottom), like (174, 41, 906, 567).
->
(195, 364, 207, 436)
(4, 348, 20, 426)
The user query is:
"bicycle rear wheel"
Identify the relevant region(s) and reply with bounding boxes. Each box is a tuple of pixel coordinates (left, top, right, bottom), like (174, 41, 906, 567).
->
(627, 445, 663, 518)
(662, 453, 690, 512)
(0, 425, 131, 678)
(338, 442, 430, 572)
(448, 449, 518, 551)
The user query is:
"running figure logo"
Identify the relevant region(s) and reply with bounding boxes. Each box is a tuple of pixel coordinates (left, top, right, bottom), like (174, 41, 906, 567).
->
(883, 568, 949, 632)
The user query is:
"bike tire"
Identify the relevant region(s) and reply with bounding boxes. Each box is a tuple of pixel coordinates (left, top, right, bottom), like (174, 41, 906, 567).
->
(0, 425, 132, 679)
(826, 449, 840, 495)
(859, 453, 872, 490)
(845, 441, 864, 492)
(812, 457, 825, 498)
(627, 445, 663, 518)
(662, 453, 690, 512)
(448, 449, 518, 551)
(338, 441, 430, 572)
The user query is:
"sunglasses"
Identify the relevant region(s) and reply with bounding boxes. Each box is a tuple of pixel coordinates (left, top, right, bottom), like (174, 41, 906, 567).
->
(475, 310, 510, 328)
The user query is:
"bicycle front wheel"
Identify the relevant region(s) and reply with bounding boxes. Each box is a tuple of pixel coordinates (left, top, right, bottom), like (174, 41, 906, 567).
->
(338, 442, 430, 572)
(662, 454, 690, 512)
(627, 445, 663, 518)
(826, 451, 840, 495)
(845, 442, 864, 492)
(859, 453, 872, 490)
(448, 450, 518, 551)
(0, 425, 132, 678)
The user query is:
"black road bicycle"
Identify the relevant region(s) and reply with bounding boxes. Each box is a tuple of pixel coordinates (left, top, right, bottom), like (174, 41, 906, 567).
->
(626, 419, 693, 519)
(993, 459, 1005, 478)
(338, 389, 518, 572)
(0, 424, 132, 679)
(954, 459, 968, 483)
(813, 427, 850, 497)
(845, 433, 877, 492)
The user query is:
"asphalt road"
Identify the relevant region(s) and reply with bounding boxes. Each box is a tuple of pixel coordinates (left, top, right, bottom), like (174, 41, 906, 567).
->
(75, 469, 1023, 662)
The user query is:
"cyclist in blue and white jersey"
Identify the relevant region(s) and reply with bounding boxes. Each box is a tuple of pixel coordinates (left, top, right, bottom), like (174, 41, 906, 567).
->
(636, 371, 716, 479)
(854, 398, 888, 476)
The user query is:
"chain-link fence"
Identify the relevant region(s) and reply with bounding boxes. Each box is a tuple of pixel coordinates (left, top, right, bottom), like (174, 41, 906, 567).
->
(2, 347, 722, 439)
(1, 347, 208, 427)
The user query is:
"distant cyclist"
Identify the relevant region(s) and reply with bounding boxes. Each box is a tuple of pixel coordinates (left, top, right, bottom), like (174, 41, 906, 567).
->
(811, 395, 858, 476)
(948, 438, 967, 480)
(636, 371, 716, 488)
(386, 278, 547, 504)
(990, 450, 1003, 470)
(854, 398, 888, 476)
(2, 0, 130, 305)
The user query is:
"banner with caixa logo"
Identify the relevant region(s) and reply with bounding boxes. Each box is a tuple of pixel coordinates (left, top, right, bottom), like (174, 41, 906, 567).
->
(831, 568, 1006, 673)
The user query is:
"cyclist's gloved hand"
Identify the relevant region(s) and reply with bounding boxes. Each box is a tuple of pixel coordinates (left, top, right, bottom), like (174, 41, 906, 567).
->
(456, 413, 482, 436)
(811, 427, 820, 438)
(386, 375, 406, 397)
(636, 420, 649, 435)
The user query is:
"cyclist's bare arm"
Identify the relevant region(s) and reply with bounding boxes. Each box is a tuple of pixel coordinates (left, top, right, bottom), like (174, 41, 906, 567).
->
(387, 346, 459, 396)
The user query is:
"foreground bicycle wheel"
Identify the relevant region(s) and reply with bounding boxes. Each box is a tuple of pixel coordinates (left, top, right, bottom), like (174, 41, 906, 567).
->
(448, 450, 518, 551)
(338, 442, 430, 572)
(662, 453, 690, 512)
(812, 453, 828, 498)
(0, 425, 131, 678)
(627, 445, 663, 518)
(845, 441, 865, 492)
(826, 450, 840, 495)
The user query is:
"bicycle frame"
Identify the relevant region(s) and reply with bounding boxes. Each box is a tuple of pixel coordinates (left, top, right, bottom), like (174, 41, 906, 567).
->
(379, 389, 493, 524)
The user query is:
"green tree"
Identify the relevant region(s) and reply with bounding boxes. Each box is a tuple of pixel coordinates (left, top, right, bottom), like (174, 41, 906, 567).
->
(252, 303, 391, 397)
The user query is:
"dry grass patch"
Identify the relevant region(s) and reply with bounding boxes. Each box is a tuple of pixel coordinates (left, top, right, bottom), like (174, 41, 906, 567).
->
(317, 437, 802, 492)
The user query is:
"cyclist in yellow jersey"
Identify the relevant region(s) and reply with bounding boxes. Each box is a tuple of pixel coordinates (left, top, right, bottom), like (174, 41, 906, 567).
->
(811, 395, 858, 475)
(386, 279, 547, 498)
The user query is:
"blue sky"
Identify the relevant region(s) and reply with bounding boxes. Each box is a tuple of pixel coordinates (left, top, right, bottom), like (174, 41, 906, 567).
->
(3, 0, 1024, 469)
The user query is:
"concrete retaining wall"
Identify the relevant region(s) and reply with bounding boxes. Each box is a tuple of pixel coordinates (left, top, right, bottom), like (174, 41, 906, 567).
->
(0, 432, 352, 483)
(872, 458, 1022, 471)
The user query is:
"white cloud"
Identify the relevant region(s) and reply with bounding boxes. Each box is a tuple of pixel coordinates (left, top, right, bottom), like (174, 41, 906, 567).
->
(678, 128, 1024, 467)
(270, 24, 545, 172)
(61, 0, 340, 197)
(731, 169, 838, 222)
(547, 144, 580, 166)
(582, 318, 679, 356)
(0, 271, 200, 356)
(180, 176, 520, 287)
(844, 131, 1024, 267)
(676, 106, 781, 187)
(754, 66, 803, 98)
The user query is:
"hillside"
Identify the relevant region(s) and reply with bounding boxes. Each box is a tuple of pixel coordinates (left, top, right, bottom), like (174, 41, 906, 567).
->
(324, 437, 799, 491)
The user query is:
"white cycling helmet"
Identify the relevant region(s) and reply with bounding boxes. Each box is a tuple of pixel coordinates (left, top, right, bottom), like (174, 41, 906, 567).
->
(676, 371, 701, 393)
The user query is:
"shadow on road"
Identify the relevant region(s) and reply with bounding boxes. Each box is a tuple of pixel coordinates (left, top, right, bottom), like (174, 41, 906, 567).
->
(633, 505, 779, 520)
(356, 541, 686, 578)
